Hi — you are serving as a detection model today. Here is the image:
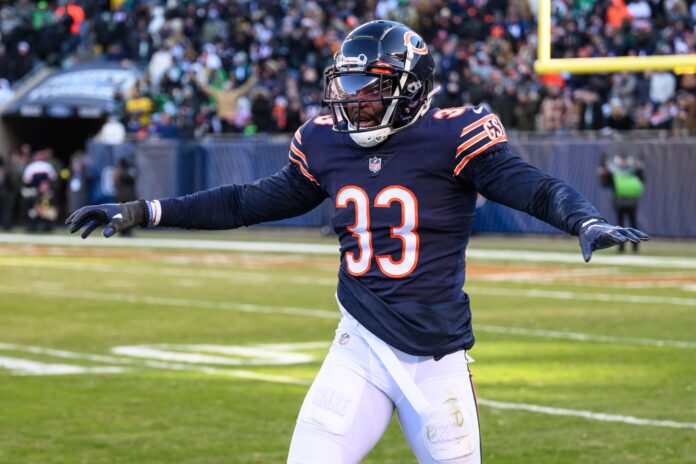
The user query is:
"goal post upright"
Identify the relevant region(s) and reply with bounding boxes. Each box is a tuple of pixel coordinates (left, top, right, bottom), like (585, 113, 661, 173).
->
(533, 0, 696, 74)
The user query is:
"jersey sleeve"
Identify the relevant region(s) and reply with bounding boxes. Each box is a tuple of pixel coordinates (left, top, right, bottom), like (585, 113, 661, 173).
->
(158, 159, 327, 230)
(287, 122, 320, 186)
(457, 147, 603, 236)
(451, 107, 509, 176)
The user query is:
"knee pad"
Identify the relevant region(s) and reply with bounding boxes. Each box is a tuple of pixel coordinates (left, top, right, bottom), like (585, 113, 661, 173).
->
(296, 359, 366, 436)
(419, 375, 477, 462)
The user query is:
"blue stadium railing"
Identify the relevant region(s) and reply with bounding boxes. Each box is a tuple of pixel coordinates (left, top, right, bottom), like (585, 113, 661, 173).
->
(85, 134, 696, 237)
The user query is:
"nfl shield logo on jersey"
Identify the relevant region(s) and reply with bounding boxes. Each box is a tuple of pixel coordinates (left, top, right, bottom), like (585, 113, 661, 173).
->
(368, 156, 382, 173)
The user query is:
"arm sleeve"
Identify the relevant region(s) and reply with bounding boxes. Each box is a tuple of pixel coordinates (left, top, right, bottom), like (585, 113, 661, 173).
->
(460, 148, 604, 235)
(158, 163, 327, 229)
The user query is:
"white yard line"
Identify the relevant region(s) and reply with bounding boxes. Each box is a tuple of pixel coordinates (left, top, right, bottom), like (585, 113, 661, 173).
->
(471, 286, 696, 307)
(0, 233, 339, 255)
(477, 399, 696, 430)
(10, 261, 696, 292)
(0, 342, 308, 385)
(111, 344, 318, 366)
(2, 341, 694, 430)
(465, 249, 696, 269)
(475, 267, 622, 282)
(2, 233, 696, 268)
(0, 286, 339, 319)
(0, 261, 338, 287)
(475, 325, 696, 349)
(0, 356, 128, 376)
(3, 286, 693, 349)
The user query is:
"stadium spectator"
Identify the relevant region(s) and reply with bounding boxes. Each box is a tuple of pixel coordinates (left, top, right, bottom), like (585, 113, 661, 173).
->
(576, 89, 605, 131)
(0, 158, 7, 230)
(0, 78, 13, 105)
(54, 1, 85, 36)
(3, 151, 26, 229)
(22, 149, 57, 189)
(95, 115, 127, 145)
(606, 0, 633, 30)
(12, 41, 35, 82)
(611, 72, 638, 109)
(514, 89, 539, 131)
(649, 71, 678, 104)
(606, 98, 635, 130)
(22, 148, 58, 232)
(27, 177, 58, 232)
(598, 152, 645, 252)
(674, 91, 696, 134)
(113, 157, 137, 236)
(31, 1, 53, 30)
(195, 66, 258, 133)
(125, 83, 154, 134)
(0, 45, 9, 81)
(66, 150, 89, 215)
(540, 84, 574, 133)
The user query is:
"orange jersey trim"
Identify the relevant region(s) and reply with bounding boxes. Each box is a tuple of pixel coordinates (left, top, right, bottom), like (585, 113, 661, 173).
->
(453, 135, 508, 176)
(288, 155, 320, 185)
(456, 131, 488, 157)
(459, 113, 496, 138)
(290, 140, 309, 166)
(294, 129, 302, 145)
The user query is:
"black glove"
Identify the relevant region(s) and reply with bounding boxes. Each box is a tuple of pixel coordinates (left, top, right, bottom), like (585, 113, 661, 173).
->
(578, 219, 650, 262)
(66, 200, 149, 239)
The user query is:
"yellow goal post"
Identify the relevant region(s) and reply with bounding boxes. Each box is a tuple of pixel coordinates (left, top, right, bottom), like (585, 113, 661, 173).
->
(534, 0, 696, 74)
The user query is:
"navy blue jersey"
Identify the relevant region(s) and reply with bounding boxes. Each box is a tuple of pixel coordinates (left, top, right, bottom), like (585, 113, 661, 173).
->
(160, 107, 602, 357)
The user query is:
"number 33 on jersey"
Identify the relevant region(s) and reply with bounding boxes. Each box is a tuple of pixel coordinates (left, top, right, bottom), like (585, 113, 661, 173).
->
(337, 185, 419, 278)
(291, 106, 508, 303)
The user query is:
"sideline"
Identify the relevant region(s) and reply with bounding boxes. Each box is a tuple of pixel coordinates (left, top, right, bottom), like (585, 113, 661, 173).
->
(2, 233, 696, 268)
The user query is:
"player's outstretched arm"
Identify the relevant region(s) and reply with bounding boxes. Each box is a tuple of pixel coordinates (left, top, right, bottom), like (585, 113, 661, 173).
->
(66, 200, 149, 239)
(157, 163, 326, 229)
(66, 163, 326, 237)
(577, 218, 650, 262)
(462, 149, 650, 261)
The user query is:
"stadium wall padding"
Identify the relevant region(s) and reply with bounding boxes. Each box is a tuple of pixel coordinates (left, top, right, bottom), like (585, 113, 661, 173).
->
(488, 138, 696, 237)
(86, 136, 696, 237)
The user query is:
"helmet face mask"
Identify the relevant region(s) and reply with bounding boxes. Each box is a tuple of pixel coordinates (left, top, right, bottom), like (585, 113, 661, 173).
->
(322, 21, 436, 147)
(325, 69, 411, 131)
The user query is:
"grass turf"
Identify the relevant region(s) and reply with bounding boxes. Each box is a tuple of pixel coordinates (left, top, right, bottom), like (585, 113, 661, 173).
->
(0, 234, 694, 463)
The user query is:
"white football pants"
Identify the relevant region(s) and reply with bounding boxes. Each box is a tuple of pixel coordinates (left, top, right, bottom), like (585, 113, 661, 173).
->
(288, 305, 481, 463)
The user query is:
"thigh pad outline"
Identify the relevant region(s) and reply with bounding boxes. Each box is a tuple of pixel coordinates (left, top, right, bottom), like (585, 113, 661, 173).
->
(296, 360, 367, 436)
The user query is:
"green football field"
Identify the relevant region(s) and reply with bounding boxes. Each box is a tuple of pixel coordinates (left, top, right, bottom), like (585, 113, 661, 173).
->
(1, 231, 694, 463)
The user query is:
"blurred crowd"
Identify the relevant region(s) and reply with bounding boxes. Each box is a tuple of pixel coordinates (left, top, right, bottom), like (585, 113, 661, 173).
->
(0, 140, 138, 231)
(0, 0, 695, 135)
(0, 143, 64, 231)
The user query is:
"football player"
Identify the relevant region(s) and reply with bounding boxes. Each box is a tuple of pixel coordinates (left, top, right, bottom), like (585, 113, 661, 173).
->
(67, 21, 649, 464)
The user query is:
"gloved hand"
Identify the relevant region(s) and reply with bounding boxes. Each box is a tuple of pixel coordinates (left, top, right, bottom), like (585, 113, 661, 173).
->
(66, 200, 149, 238)
(578, 219, 650, 262)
